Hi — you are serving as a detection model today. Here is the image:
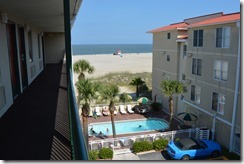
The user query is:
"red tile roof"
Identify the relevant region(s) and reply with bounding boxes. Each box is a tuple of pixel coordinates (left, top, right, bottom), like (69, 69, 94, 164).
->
(147, 22, 188, 33)
(188, 12, 240, 28)
(148, 12, 240, 33)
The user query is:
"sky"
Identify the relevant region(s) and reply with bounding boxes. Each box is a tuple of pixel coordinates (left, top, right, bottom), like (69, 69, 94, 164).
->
(71, 0, 240, 45)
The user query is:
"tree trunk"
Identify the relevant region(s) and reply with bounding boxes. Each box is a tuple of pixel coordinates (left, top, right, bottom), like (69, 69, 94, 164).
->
(168, 96, 174, 130)
(136, 85, 139, 97)
(109, 102, 117, 139)
(82, 105, 89, 150)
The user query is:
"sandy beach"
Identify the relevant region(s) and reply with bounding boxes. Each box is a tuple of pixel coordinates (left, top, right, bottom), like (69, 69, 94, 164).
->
(72, 53, 152, 82)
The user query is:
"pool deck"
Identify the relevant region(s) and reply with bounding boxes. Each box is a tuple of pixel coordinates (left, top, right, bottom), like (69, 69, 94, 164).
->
(86, 108, 183, 141)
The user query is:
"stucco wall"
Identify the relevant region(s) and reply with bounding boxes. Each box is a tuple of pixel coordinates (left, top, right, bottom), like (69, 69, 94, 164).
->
(43, 33, 65, 64)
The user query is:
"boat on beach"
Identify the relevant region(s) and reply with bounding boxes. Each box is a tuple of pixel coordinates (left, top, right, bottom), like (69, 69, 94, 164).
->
(113, 49, 122, 55)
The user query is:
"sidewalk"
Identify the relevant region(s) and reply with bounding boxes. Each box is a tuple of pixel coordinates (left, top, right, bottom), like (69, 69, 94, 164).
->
(113, 152, 140, 160)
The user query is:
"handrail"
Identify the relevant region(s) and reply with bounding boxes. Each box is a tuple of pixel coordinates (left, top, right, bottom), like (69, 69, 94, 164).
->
(68, 68, 89, 160)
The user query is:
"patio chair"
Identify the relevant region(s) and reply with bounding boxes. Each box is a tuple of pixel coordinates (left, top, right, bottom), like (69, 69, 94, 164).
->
(119, 105, 127, 114)
(140, 108, 147, 114)
(88, 107, 93, 117)
(114, 106, 118, 115)
(127, 104, 134, 114)
(95, 106, 102, 116)
(132, 105, 141, 114)
(102, 106, 110, 116)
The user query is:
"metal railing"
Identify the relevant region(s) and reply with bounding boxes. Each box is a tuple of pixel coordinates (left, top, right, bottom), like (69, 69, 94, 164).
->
(68, 68, 89, 160)
(89, 128, 196, 151)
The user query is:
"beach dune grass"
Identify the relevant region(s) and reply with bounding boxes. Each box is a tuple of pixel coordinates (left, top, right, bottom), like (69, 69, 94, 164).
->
(91, 71, 152, 91)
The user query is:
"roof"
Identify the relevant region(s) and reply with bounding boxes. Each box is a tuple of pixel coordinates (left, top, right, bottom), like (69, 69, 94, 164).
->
(147, 12, 240, 33)
(147, 22, 188, 33)
(188, 12, 240, 28)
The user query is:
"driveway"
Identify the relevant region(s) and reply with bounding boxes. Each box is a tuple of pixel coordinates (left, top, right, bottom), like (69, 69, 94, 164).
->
(137, 151, 171, 160)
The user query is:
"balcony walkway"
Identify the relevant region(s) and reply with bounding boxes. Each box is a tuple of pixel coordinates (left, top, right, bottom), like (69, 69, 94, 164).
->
(0, 63, 71, 160)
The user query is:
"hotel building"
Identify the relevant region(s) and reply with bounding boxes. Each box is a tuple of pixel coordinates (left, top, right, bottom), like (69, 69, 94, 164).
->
(148, 12, 240, 154)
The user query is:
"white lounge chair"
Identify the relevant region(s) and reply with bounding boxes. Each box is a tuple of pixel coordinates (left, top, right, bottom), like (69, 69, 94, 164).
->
(95, 106, 102, 116)
(114, 106, 119, 115)
(88, 107, 93, 117)
(127, 104, 134, 114)
(102, 106, 110, 116)
(140, 108, 147, 114)
(119, 105, 127, 114)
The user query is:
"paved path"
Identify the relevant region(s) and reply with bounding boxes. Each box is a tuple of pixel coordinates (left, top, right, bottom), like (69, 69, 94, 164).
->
(112, 150, 168, 160)
(113, 152, 140, 160)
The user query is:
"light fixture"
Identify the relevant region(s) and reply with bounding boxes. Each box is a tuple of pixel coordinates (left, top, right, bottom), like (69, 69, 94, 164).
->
(1, 13, 8, 24)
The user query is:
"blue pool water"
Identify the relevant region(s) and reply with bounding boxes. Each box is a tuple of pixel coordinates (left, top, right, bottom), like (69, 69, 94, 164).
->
(89, 118, 169, 136)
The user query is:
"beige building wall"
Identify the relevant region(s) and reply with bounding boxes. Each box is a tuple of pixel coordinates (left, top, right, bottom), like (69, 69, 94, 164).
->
(182, 22, 240, 149)
(151, 19, 240, 150)
(152, 30, 182, 113)
(44, 32, 65, 64)
(0, 19, 65, 118)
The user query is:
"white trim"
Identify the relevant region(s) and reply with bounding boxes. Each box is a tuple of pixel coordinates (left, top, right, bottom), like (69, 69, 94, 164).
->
(153, 49, 178, 53)
(153, 68, 178, 77)
(185, 77, 236, 94)
(187, 20, 239, 28)
(229, 21, 240, 152)
(182, 99, 231, 126)
(186, 50, 238, 58)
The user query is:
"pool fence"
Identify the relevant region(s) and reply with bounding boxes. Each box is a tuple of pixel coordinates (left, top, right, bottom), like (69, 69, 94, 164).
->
(89, 128, 197, 152)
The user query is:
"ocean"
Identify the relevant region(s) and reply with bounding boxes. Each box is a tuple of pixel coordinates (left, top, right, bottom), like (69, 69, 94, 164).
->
(72, 44, 152, 55)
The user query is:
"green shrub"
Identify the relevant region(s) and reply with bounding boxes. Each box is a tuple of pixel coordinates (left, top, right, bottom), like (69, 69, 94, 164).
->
(150, 102, 162, 111)
(132, 141, 153, 153)
(98, 148, 113, 159)
(89, 150, 99, 160)
(152, 139, 168, 151)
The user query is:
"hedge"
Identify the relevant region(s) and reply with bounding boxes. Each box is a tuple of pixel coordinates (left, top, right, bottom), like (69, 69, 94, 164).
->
(98, 148, 113, 159)
(132, 141, 153, 153)
(152, 139, 168, 151)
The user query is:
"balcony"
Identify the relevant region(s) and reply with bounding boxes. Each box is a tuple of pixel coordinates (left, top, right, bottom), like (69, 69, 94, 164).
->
(0, 61, 88, 160)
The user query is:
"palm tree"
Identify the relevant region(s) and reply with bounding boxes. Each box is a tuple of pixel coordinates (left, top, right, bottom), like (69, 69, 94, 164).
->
(99, 84, 120, 138)
(76, 79, 96, 147)
(73, 59, 95, 80)
(161, 79, 185, 130)
(119, 92, 131, 105)
(129, 77, 145, 98)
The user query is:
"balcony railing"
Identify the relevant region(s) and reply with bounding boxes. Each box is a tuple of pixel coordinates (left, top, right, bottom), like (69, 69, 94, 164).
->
(68, 68, 89, 160)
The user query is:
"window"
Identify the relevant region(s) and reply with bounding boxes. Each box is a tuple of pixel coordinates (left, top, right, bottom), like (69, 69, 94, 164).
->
(212, 92, 225, 114)
(192, 58, 202, 76)
(183, 45, 187, 59)
(193, 29, 203, 47)
(167, 33, 171, 39)
(28, 31, 33, 62)
(214, 60, 228, 81)
(216, 27, 230, 48)
(167, 55, 170, 61)
(191, 85, 201, 104)
(38, 34, 41, 59)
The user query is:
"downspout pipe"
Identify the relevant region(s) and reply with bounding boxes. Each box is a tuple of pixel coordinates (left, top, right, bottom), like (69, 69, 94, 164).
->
(229, 21, 240, 152)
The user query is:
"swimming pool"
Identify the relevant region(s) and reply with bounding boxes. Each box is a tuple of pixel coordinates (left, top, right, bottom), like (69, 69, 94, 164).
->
(89, 118, 169, 136)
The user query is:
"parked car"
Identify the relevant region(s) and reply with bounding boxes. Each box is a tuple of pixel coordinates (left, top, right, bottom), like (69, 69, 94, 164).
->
(166, 137, 221, 160)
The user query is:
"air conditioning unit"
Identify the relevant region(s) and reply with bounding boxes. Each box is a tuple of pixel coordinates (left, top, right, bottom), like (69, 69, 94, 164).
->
(187, 53, 193, 57)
